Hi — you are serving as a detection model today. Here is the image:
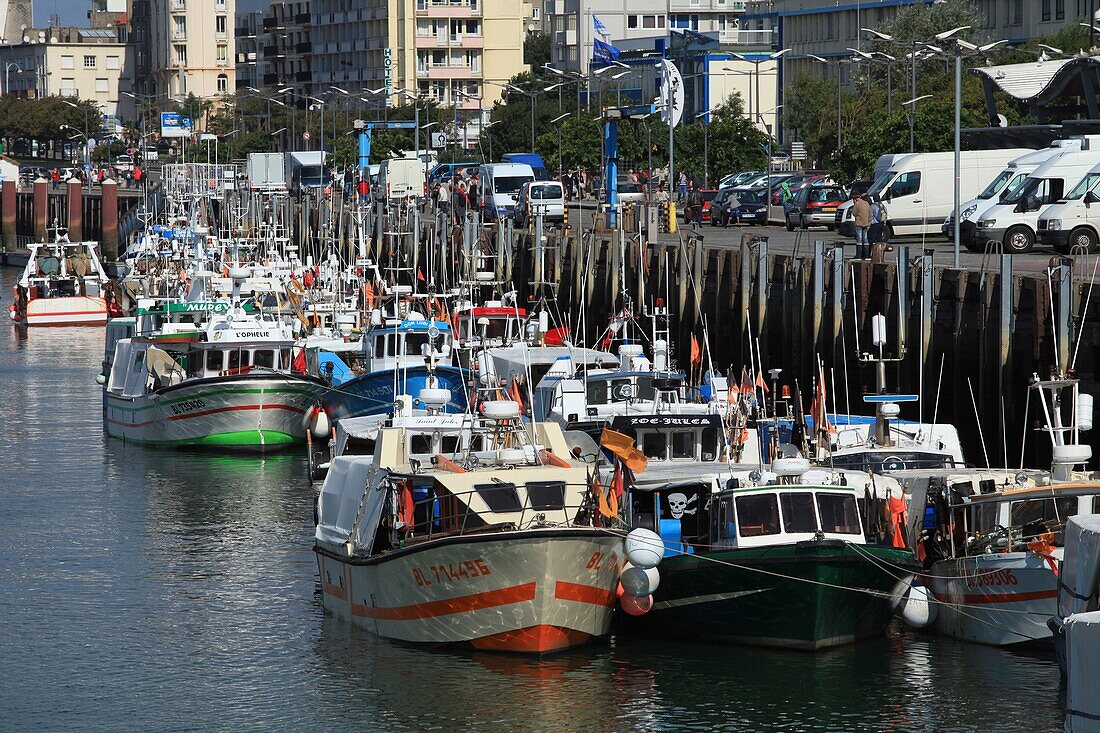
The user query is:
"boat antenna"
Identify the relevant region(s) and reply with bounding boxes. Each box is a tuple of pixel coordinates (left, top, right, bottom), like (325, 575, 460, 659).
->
(966, 376, 990, 468)
(1071, 254, 1100, 370)
(929, 354, 945, 446)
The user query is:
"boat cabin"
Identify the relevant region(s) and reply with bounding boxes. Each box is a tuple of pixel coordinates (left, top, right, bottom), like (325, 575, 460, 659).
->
(453, 305, 528, 347)
(609, 414, 724, 463)
(362, 317, 453, 372)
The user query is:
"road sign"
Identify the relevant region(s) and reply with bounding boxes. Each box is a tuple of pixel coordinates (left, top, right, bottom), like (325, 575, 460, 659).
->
(791, 142, 806, 160)
(302, 131, 311, 141)
(430, 132, 447, 148)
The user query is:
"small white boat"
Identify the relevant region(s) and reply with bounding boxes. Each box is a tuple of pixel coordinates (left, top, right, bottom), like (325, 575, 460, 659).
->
(314, 396, 622, 653)
(10, 228, 112, 326)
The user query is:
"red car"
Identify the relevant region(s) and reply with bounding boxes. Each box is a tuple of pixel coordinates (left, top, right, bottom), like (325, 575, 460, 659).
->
(684, 189, 719, 224)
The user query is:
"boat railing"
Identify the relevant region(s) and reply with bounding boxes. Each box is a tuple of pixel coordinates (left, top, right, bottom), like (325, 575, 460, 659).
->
(403, 483, 593, 543)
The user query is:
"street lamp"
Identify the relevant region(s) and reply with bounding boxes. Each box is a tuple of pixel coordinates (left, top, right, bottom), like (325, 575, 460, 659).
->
(731, 48, 790, 131)
(807, 54, 847, 153)
(694, 107, 719, 188)
(550, 111, 569, 179)
(901, 94, 932, 154)
(4, 62, 22, 96)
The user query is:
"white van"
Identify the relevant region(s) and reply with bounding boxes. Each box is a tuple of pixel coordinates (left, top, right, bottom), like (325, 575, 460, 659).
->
(945, 140, 1089, 247)
(1037, 162, 1100, 252)
(378, 157, 426, 202)
(973, 148, 1100, 253)
(479, 163, 535, 220)
(514, 180, 565, 227)
(838, 149, 1032, 238)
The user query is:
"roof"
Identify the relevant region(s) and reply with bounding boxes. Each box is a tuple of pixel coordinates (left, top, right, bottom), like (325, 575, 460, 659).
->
(975, 56, 1095, 104)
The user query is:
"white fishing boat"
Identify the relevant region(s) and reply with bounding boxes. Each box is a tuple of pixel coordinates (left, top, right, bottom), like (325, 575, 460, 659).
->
(314, 396, 623, 653)
(9, 227, 112, 326)
(102, 270, 327, 451)
(895, 374, 1100, 647)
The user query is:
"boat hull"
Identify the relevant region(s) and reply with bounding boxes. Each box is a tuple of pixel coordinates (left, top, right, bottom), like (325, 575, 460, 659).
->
(925, 552, 1060, 647)
(104, 373, 326, 451)
(316, 529, 622, 653)
(619, 541, 916, 650)
(323, 365, 469, 420)
(21, 296, 108, 326)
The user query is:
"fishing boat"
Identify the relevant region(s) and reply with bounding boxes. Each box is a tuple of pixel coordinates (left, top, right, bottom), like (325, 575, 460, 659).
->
(896, 374, 1100, 647)
(9, 227, 112, 326)
(603, 401, 916, 649)
(102, 271, 327, 450)
(314, 395, 622, 653)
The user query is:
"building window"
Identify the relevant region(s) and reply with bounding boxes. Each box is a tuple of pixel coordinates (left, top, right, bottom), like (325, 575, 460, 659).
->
(217, 73, 228, 93)
(61, 55, 74, 69)
(216, 15, 227, 34)
(657, 15, 665, 28)
(643, 15, 656, 29)
(1056, 0, 1065, 19)
(1042, 0, 1051, 21)
(174, 15, 186, 35)
(84, 55, 96, 68)
(217, 44, 227, 64)
(1012, 0, 1023, 24)
(175, 45, 187, 65)
(106, 55, 120, 70)
(628, 14, 638, 29)
(96, 78, 108, 93)
(61, 78, 76, 96)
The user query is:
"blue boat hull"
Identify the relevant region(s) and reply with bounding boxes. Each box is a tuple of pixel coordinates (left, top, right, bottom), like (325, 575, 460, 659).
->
(323, 365, 470, 420)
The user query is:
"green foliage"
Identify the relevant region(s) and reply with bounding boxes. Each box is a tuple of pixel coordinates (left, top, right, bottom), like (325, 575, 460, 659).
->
(878, 0, 983, 44)
(673, 94, 769, 183)
(524, 32, 550, 68)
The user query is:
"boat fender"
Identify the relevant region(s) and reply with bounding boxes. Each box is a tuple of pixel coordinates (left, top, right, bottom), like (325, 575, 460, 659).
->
(309, 406, 330, 439)
(621, 565, 660, 596)
(898, 583, 937, 629)
(624, 527, 664, 569)
(620, 593, 653, 616)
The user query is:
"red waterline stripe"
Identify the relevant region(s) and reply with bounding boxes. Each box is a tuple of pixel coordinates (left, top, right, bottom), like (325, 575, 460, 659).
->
(107, 403, 306, 428)
(350, 582, 537, 620)
(322, 581, 347, 601)
(937, 589, 1058, 605)
(554, 580, 615, 607)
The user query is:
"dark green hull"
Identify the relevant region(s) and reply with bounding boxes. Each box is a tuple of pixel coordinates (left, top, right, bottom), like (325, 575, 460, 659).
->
(620, 541, 917, 650)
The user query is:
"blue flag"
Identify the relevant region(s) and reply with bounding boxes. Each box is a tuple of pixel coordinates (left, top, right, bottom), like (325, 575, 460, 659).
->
(593, 37, 621, 64)
(593, 15, 610, 38)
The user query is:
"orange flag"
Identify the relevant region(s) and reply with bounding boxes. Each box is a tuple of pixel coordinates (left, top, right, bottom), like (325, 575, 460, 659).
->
(600, 428, 648, 473)
(594, 474, 615, 519)
(510, 376, 525, 414)
(690, 334, 702, 365)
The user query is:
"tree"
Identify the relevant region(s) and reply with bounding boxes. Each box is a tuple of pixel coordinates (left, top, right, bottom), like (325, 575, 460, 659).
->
(524, 32, 550, 69)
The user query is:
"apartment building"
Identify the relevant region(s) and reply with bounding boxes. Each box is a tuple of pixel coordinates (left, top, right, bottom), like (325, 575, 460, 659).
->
(259, 1, 312, 95)
(310, 0, 529, 142)
(547, 0, 761, 74)
(149, 0, 236, 105)
(0, 25, 136, 119)
(234, 9, 263, 91)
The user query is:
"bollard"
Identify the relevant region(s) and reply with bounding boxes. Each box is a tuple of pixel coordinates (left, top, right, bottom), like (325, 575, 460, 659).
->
(101, 179, 119, 261)
(33, 176, 47, 241)
(67, 176, 83, 242)
(1, 178, 15, 250)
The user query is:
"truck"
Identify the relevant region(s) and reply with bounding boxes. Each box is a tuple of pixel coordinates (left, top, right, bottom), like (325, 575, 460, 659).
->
(246, 152, 288, 191)
(501, 153, 548, 181)
(285, 151, 329, 193)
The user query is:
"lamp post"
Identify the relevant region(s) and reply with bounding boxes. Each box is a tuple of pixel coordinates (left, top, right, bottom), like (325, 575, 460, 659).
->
(901, 94, 932, 154)
(806, 55, 847, 153)
(4, 62, 22, 96)
(848, 48, 897, 113)
(483, 119, 500, 163)
(271, 126, 287, 152)
(60, 125, 89, 168)
(732, 48, 790, 133)
(550, 111, 569, 179)
(694, 107, 718, 189)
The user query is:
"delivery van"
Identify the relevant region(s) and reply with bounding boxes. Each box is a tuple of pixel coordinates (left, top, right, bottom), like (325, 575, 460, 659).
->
(838, 148, 1032, 238)
(973, 147, 1100, 253)
(378, 157, 427, 202)
(1037, 163, 1100, 253)
(514, 180, 565, 227)
(479, 163, 535, 220)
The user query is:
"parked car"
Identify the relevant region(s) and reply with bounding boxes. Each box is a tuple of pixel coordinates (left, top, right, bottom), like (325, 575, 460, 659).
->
(617, 178, 647, 205)
(114, 155, 135, 174)
(785, 184, 847, 231)
(772, 174, 829, 206)
(718, 170, 761, 189)
(684, 188, 719, 224)
(514, 180, 565, 227)
(709, 188, 737, 226)
(725, 188, 769, 226)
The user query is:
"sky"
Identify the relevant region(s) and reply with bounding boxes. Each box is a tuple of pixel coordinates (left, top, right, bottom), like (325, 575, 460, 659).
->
(36, 0, 270, 27)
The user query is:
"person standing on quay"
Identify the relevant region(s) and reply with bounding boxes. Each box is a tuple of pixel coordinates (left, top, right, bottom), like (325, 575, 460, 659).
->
(678, 171, 688, 202)
(851, 192, 871, 253)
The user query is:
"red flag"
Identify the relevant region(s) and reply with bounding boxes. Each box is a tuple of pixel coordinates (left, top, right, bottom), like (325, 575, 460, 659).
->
(740, 367, 752, 395)
(417, 269, 426, 282)
(363, 281, 375, 309)
(690, 334, 702, 365)
(756, 371, 770, 394)
(400, 482, 416, 530)
(594, 473, 614, 519)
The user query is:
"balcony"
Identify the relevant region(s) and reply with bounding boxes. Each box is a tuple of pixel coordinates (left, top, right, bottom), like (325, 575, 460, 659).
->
(415, 33, 483, 48)
(717, 28, 776, 46)
(172, 30, 187, 41)
(296, 41, 311, 53)
(262, 17, 279, 30)
(420, 64, 480, 79)
(296, 71, 311, 81)
(263, 73, 279, 85)
(416, 0, 480, 18)
(295, 13, 310, 24)
(171, 0, 185, 9)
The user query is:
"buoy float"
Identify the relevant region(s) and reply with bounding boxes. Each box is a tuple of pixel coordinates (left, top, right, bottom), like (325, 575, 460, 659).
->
(621, 565, 660, 596)
(620, 593, 654, 616)
(623, 527, 664, 569)
(306, 406, 330, 439)
(898, 582, 938, 629)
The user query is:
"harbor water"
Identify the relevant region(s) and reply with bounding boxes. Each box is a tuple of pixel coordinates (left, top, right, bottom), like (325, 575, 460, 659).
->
(0, 270, 1067, 733)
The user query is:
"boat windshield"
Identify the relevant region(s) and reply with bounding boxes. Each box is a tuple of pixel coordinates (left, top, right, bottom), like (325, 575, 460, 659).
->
(829, 451, 954, 473)
(587, 375, 655, 404)
(1010, 496, 1079, 544)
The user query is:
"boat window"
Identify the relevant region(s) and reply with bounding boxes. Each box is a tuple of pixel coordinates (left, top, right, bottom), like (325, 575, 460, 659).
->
(1010, 497, 1079, 537)
(253, 350, 275, 368)
(736, 494, 781, 537)
(228, 349, 251, 369)
(374, 336, 385, 356)
(634, 376, 655, 400)
(526, 480, 566, 510)
(474, 482, 522, 512)
(1094, 496, 1100, 514)
(405, 332, 429, 356)
(671, 431, 694, 459)
(409, 434, 433, 454)
(641, 431, 667, 460)
(480, 317, 509, 340)
(780, 492, 818, 533)
(386, 336, 397, 357)
(440, 435, 461, 454)
(817, 493, 862, 535)
(206, 350, 223, 371)
(344, 437, 376, 456)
